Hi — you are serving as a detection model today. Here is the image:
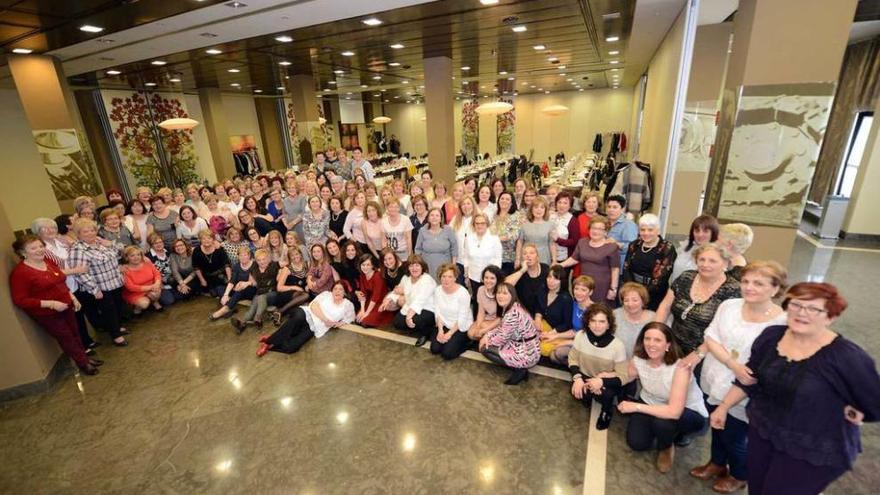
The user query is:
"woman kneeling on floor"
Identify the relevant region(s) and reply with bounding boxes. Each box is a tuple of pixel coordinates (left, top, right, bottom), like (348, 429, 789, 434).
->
(479, 282, 541, 385)
(617, 322, 708, 474)
(568, 303, 628, 431)
(257, 281, 355, 356)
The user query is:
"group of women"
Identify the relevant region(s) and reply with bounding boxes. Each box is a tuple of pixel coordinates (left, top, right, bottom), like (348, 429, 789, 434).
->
(9, 156, 879, 495)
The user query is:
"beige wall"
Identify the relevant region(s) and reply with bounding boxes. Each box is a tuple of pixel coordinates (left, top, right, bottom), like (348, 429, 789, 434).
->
(843, 96, 880, 236)
(385, 103, 428, 157)
(221, 94, 268, 168)
(184, 94, 219, 185)
(0, 89, 61, 231)
(637, 6, 687, 218)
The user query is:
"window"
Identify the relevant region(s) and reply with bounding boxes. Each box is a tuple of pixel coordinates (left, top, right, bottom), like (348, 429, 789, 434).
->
(835, 111, 873, 198)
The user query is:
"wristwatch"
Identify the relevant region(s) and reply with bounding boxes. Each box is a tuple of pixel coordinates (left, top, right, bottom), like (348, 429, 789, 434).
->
(696, 350, 706, 360)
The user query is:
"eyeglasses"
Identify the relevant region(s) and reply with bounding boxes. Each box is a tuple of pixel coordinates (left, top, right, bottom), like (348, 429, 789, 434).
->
(474, 221, 488, 226)
(787, 300, 828, 317)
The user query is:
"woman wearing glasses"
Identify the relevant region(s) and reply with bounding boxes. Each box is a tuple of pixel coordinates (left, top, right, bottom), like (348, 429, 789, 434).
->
(709, 282, 880, 495)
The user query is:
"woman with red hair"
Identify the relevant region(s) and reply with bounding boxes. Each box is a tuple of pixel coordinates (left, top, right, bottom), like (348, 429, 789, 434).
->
(709, 282, 880, 494)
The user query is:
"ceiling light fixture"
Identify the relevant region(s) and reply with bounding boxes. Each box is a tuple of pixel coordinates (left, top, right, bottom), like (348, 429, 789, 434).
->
(461, 66, 470, 70)
(341, 51, 355, 56)
(402, 80, 409, 84)
(559, 73, 567, 76)
(507, 77, 515, 81)
(533, 44, 546, 50)
(151, 60, 167, 66)
(541, 104, 569, 116)
(205, 49, 222, 55)
(547, 56, 558, 62)
(106, 70, 121, 75)
(480, 0, 499, 5)
(476, 101, 513, 115)
(499, 71, 507, 75)
(360, 84, 368, 88)
(169, 78, 181, 83)
(328, 81, 336, 84)
(558, 65, 566, 69)
(372, 76, 382, 80)
(362, 17, 382, 26)
(388, 62, 401, 67)
(227, 68, 240, 73)
(323, 88, 331, 92)
(609, 50, 619, 55)
(12, 48, 33, 54)
(390, 43, 404, 49)
(225, 1, 247, 7)
(334, 69, 345, 74)
(231, 83, 241, 87)
(610, 60, 619, 64)
(254, 89, 263, 93)
(277, 86, 285, 90)
(158, 118, 198, 130)
(79, 25, 104, 33)
(275, 35, 293, 43)
(144, 82, 157, 87)
(512, 26, 527, 33)
(278, 61, 292, 66)
(373, 116, 392, 124)
(606, 36, 619, 42)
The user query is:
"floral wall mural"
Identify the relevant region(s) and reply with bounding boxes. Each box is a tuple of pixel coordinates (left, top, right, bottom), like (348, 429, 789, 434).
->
(284, 99, 302, 167)
(461, 99, 479, 158)
(496, 98, 515, 155)
(104, 91, 202, 192)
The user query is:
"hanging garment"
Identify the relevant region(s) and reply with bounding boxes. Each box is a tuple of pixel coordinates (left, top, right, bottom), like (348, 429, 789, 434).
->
(619, 133, 627, 153)
(592, 133, 603, 153)
(233, 153, 249, 175)
(628, 161, 653, 212)
(610, 133, 620, 154)
(605, 163, 628, 202)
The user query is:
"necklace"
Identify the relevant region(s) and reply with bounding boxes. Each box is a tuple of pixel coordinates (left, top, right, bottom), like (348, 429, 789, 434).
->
(331, 211, 342, 221)
(640, 241, 658, 253)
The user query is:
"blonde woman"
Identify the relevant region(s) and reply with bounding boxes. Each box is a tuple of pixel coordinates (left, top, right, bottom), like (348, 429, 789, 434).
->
(121, 245, 167, 312)
(718, 223, 754, 281)
(451, 196, 476, 276)
(265, 230, 287, 266)
(381, 199, 413, 261)
(444, 182, 465, 221)
(431, 181, 449, 212)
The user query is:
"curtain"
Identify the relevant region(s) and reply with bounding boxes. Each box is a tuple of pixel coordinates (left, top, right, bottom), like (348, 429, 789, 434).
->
(809, 37, 880, 203)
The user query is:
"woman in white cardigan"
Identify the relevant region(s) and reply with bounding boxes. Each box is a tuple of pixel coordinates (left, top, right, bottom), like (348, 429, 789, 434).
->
(385, 255, 437, 347)
(430, 264, 474, 361)
(462, 213, 503, 298)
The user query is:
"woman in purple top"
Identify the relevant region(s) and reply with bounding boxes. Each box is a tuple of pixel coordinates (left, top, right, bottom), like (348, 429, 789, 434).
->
(559, 215, 620, 305)
(710, 282, 880, 495)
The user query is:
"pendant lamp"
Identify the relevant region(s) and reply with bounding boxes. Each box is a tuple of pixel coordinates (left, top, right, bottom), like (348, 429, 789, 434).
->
(541, 105, 569, 116)
(318, 117, 327, 124)
(158, 118, 199, 130)
(475, 101, 513, 115)
(373, 116, 392, 124)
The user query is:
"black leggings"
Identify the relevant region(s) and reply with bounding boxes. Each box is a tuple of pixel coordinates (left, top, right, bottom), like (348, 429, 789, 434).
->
(76, 288, 124, 339)
(429, 327, 471, 360)
(393, 310, 435, 337)
(581, 381, 621, 413)
(273, 291, 312, 316)
(266, 307, 314, 354)
(626, 406, 707, 451)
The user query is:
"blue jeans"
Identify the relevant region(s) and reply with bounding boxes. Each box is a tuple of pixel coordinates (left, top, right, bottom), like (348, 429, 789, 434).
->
(708, 403, 748, 480)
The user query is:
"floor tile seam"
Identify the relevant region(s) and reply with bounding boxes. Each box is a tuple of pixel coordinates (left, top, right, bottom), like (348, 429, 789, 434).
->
(583, 399, 607, 495)
(796, 230, 880, 253)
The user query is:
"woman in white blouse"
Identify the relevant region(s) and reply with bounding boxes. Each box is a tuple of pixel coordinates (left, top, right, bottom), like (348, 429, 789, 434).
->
(256, 281, 355, 357)
(462, 213, 502, 295)
(385, 255, 437, 347)
(476, 185, 497, 222)
(690, 261, 787, 493)
(430, 264, 474, 361)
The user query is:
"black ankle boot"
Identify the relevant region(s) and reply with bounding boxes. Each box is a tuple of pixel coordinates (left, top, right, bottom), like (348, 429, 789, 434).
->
(504, 368, 529, 385)
(596, 408, 613, 430)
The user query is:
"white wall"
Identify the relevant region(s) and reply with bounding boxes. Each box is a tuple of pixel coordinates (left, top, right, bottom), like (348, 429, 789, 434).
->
(221, 94, 267, 168)
(184, 94, 218, 185)
(384, 102, 428, 157)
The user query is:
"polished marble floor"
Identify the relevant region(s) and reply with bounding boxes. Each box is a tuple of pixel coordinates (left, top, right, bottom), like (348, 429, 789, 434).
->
(1, 235, 878, 494)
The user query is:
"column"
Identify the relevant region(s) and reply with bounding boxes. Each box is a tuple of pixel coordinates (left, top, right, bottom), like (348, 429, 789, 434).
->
(8, 54, 104, 212)
(423, 56, 455, 186)
(703, 0, 857, 267)
(198, 88, 237, 180)
(842, 95, 880, 237)
(254, 98, 288, 170)
(288, 74, 323, 169)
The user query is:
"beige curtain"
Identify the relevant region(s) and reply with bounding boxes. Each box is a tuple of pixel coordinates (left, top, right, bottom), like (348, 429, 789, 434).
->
(809, 37, 880, 203)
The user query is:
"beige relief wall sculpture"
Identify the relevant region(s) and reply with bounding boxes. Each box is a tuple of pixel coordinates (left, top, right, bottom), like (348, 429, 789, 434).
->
(32, 128, 102, 201)
(709, 83, 836, 228)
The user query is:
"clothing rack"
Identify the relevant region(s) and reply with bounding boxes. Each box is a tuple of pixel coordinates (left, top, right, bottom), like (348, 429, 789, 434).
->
(233, 149, 262, 175)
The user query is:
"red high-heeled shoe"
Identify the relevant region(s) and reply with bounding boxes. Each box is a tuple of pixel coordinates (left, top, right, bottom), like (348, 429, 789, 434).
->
(256, 343, 271, 357)
(259, 335, 269, 343)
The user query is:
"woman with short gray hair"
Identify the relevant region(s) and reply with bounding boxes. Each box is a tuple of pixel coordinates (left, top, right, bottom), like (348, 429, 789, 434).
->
(622, 214, 677, 310)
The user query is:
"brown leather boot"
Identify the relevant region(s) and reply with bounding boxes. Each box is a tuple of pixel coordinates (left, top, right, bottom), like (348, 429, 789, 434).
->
(690, 462, 728, 480)
(656, 445, 675, 473)
(712, 474, 747, 493)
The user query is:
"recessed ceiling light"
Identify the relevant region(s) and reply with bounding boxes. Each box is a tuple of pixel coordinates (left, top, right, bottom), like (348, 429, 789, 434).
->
(205, 49, 222, 55)
(277, 86, 285, 90)
(461, 66, 470, 70)
(345, 97, 352, 100)
(499, 71, 507, 75)
(609, 50, 619, 55)
(346, 92, 353, 95)
(323, 88, 331, 92)
(225, 1, 247, 7)
(512, 25, 527, 33)
(566, 78, 573, 81)
(334, 69, 345, 74)
(558, 65, 567, 69)
(402, 80, 409, 84)
(507, 77, 515, 81)
(606, 36, 619, 42)
(521, 82, 528, 85)
(547, 56, 558, 62)
(254, 89, 263, 93)
(231, 83, 241, 87)
(169, 78, 181, 83)
(79, 25, 104, 33)
(610, 60, 619, 64)
(341, 51, 355, 57)
(373, 93, 381, 96)
(390, 43, 404, 49)
(328, 81, 337, 85)
(579, 88, 584, 92)
(360, 84, 368, 88)
(372, 75, 382, 80)
(12, 48, 33, 54)
(530, 85, 536, 88)
(537, 87, 543, 90)
(362, 17, 382, 26)
(611, 68, 620, 72)
(278, 61, 292, 66)
(388, 62, 401, 67)
(545, 90, 550, 94)
(145, 82, 157, 87)
(480, 0, 499, 4)
(533, 44, 546, 50)
(151, 60, 167, 66)
(228, 68, 240, 73)
(275, 35, 293, 43)
(106, 70, 121, 75)
(559, 73, 567, 76)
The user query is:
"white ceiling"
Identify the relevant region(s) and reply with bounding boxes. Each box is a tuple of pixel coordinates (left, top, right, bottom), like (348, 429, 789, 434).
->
(624, 0, 688, 86)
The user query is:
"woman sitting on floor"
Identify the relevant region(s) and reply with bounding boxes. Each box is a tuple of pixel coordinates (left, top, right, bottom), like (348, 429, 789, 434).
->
(545, 275, 595, 365)
(568, 304, 628, 431)
(121, 245, 169, 313)
(232, 248, 278, 333)
(269, 247, 311, 326)
(429, 263, 474, 361)
(479, 282, 541, 386)
(617, 322, 708, 474)
(355, 255, 394, 328)
(467, 265, 505, 342)
(385, 255, 436, 347)
(256, 281, 355, 357)
(210, 247, 256, 321)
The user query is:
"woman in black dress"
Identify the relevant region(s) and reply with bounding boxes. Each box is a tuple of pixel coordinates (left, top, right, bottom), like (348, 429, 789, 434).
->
(623, 213, 677, 310)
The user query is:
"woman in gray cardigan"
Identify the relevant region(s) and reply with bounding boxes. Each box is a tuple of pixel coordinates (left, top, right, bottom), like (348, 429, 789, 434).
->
(414, 208, 458, 280)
